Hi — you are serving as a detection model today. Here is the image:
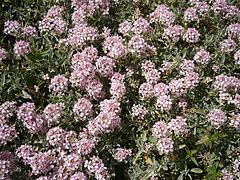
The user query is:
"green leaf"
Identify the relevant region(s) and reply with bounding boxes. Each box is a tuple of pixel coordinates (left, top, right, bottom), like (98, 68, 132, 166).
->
(22, 90, 32, 99)
(177, 174, 184, 180)
(162, 165, 168, 171)
(191, 168, 203, 174)
(145, 157, 153, 165)
(191, 157, 199, 166)
(191, 150, 198, 155)
(149, 136, 157, 143)
(141, 130, 148, 142)
(196, 135, 209, 145)
(179, 144, 186, 149)
(192, 108, 205, 115)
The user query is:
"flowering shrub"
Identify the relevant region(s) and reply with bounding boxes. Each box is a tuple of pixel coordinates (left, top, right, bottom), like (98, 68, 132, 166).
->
(0, 0, 240, 179)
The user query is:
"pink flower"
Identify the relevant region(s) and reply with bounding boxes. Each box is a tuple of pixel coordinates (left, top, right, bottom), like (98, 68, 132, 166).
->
(150, 5, 175, 25)
(103, 36, 127, 59)
(132, 17, 151, 34)
(226, 23, 240, 41)
(156, 94, 172, 111)
(13, 41, 31, 56)
(154, 83, 169, 96)
(73, 98, 93, 120)
(43, 103, 64, 126)
(114, 148, 132, 162)
(183, 28, 201, 43)
(131, 104, 148, 119)
(100, 99, 121, 114)
(118, 21, 132, 36)
(168, 116, 187, 135)
(220, 39, 236, 52)
(84, 156, 110, 180)
(152, 121, 169, 138)
(208, 109, 226, 128)
(96, 56, 115, 77)
(4, 21, 21, 36)
(21, 26, 37, 39)
(162, 25, 184, 42)
(49, 74, 68, 94)
(234, 50, 240, 65)
(139, 82, 153, 98)
(184, 7, 198, 22)
(87, 112, 121, 135)
(0, 48, 8, 61)
(70, 172, 87, 180)
(156, 138, 174, 155)
(193, 48, 211, 65)
(86, 79, 105, 100)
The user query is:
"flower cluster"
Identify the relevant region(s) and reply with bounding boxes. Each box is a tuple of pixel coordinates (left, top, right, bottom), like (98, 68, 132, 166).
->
(150, 4, 175, 25)
(229, 113, 240, 130)
(39, 5, 66, 34)
(162, 25, 184, 42)
(118, 21, 132, 36)
(168, 116, 187, 135)
(156, 138, 174, 155)
(220, 39, 237, 52)
(103, 36, 127, 59)
(62, 24, 98, 49)
(21, 26, 37, 39)
(128, 35, 156, 56)
(86, 79, 105, 100)
(226, 23, 240, 41)
(17, 103, 46, 133)
(184, 7, 198, 22)
(4, 20, 37, 39)
(0, 124, 18, 145)
(221, 169, 233, 180)
(71, 0, 118, 14)
(16, 145, 36, 164)
(193, 48, 211, 65)
(184, 1, 209, 22)
(49, 74, 68, 95)
(0, 152, 16, 179)
(169, 72, 199, 96)
(13, 41, 31, 56)
(213, 75, 240, 92)
(114, 148, 132, 162)
(43, 103, 65, 126)
(100, 99, 121, 114)
(0, 48, 8, 62)
(208, 108, 226, 128)
(131, 104, 148, 119)
(152, 121, 169, 138)
(87, 111, 121, 135)
(4, 21, 21, 36)
(96, 56, 115, 77)
(141, 60, 161, 84)
(132, 17, 151, 34)
(73, 98, 93, 120)
(110, 73, 126, 100)
(212, 0, 239, 19)
(0, 101, 17, 123)
(27, 150, 56, 175)
(234, 50, 240, 65)
(70, 49, 106, 100)
(180, 60, 195, 75)
(0, 101, 18, 144)
(183, 28, 201, 43)
(156, 94, 172, 111)
(84, 156, 110, 180)
(139, 82, 153, 99)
